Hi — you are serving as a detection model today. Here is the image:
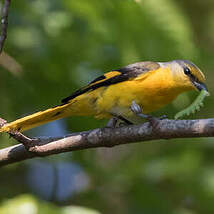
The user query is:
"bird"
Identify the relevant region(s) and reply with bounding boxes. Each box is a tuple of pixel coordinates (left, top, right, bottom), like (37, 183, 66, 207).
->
(0, 59, 207, 133)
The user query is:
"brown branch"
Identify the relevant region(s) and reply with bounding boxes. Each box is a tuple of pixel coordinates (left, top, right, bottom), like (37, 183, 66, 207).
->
(0, 0, 11, 53)
(0, 118, 214, 167)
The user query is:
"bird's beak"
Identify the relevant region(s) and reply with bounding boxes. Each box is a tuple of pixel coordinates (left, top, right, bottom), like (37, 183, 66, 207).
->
(192, 80, 208, 92)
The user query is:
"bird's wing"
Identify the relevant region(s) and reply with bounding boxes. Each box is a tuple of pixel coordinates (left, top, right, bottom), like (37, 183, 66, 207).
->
(61, 61, 160, 103)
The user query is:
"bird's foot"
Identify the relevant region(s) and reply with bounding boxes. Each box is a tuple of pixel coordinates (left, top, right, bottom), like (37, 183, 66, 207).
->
(105, 115, 133, 128)
(130, 101, 167, 128)
(105, 117, 118, 128)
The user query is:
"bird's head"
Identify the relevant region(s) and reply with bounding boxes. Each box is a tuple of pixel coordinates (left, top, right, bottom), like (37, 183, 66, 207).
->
(162, 60, 208, 92)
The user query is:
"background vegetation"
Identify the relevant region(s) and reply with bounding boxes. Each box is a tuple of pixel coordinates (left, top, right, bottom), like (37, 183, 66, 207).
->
(0, 0, 214, 213)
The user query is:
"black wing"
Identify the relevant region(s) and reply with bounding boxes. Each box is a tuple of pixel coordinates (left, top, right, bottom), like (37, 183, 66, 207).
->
(61, 61, 160, 103)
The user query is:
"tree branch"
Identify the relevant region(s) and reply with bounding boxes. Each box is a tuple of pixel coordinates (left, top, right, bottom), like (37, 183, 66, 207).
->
(0, 0, 11, 53)
(0, 118, 214, 167)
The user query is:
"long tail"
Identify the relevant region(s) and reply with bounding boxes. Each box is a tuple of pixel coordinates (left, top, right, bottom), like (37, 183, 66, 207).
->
(0, 103, 73, 133)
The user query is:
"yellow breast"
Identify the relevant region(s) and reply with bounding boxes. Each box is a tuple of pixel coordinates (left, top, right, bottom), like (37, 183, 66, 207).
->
(94, 67, 188, 119)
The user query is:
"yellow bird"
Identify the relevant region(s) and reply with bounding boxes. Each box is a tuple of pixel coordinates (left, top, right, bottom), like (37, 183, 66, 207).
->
(0, 60, 207, 133)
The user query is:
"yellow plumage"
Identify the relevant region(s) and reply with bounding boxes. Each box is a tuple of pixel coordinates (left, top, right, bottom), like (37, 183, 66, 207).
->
(0, 60, 207, 132)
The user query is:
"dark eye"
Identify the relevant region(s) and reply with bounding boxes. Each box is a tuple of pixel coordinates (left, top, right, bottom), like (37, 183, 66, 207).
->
(184, 67, 191, 75)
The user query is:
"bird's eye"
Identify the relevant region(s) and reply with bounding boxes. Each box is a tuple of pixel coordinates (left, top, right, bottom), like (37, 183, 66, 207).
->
(184, 67, 191, 75)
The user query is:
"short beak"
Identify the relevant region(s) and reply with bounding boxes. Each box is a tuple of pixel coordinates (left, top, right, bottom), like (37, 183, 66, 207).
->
(193, 80, 208, 92)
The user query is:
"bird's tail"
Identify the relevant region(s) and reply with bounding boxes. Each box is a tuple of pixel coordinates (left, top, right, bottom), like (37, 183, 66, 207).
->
(0, 102, 73, 133)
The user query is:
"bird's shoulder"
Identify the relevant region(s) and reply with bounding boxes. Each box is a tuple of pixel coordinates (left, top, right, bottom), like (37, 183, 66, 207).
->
(61, 61, 160, 103)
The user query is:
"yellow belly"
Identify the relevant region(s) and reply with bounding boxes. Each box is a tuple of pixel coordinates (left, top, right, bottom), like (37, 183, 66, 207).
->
(71, 68, 189, 120)
(95, 69, 182, 118)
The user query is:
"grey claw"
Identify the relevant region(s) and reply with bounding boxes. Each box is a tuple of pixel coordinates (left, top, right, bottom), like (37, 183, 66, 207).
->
(106, 117, 118, 128)
(130, 101, 142, 114)
(130, 100, 167, 127)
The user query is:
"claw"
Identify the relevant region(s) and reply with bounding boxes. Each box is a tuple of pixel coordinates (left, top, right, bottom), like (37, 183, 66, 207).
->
(131, 101, 142, 114)
(130, 101, 151, 119)
(106, 117, 118, 128)
(130, 100, 167, 128)
(106, 115, 133, 128)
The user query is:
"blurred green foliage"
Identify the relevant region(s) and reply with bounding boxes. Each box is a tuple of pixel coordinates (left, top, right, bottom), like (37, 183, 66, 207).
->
(0, 194, 101, 214)
(0, 0, 214, 213)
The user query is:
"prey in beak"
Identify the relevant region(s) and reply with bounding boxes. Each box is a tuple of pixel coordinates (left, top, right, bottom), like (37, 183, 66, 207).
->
(181, 63, 208, 93)
(174, 60, 208, 93)
(192, 79, 208, 92)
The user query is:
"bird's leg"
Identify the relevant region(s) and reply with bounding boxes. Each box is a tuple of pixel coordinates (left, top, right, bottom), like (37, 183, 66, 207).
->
(117, 115, 133, 126)
(130, 101, 151, 119)
(130, 101, 167, 127)
(106, 117, 118, 128)
(106, 115, 133, 128)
